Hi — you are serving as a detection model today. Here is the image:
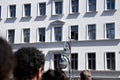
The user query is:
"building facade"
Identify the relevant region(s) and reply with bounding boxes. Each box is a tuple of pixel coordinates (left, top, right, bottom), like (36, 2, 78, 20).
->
(0, 0, 120, 79)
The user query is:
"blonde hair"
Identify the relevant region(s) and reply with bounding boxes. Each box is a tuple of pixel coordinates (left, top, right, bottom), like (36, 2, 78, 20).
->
(80, 70, 92, 80)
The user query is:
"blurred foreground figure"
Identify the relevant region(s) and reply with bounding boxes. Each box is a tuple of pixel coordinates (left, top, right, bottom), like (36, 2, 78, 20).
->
(80, 70, 92, 80)
(0, 37, 16, 80)
(14, 47, 45, 80)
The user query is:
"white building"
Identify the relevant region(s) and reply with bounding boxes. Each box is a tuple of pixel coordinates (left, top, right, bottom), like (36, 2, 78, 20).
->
(0, 0, 120, 79)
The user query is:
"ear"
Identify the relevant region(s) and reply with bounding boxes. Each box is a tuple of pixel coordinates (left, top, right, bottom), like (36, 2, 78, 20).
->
(37, 67, 43, 80)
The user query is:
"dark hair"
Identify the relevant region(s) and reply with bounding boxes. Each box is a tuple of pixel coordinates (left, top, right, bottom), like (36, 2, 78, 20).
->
(14, 47, 45, 80)
(0, 37, 16, 80)
(42, 69, 55, 80)
(42, 69, 67, 80)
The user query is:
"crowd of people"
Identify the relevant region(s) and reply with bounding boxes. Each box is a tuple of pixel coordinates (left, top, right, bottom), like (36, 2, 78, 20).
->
(0, 37, 92, 80)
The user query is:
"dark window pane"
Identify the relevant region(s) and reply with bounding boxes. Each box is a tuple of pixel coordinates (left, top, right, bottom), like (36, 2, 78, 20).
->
(39, 28, 45, 42)
(39, 3, 46, 15)
(106, 23, 115, 39)
(88, 53, 96, 70)
(71, 26, 78, 40)
(0, 6, 2, 18)
(55, 1, 62, 14)
(24, 4, 31, 16)
(10, 5, 16, 17)
(107, 0, 115, 9)
(54, 54, 61, 69)
(72, 0, 79, 12)
(106, 52, 115, 70)
(8, 29, 15, 43)
(89, 0, 96, 11)
(71, 53, 78, 70)
(54, 27, 62, 41)
(88, 24, 96, 40)
(23, 29, 30, 43)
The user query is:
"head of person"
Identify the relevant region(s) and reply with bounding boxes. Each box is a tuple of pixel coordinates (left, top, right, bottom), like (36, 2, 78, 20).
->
(42, 68, 67, 80)
(0, 37, 16, 80)
(14, 47, 45, 80)
(54, 68, 67, 80)
(80, 70, 92, 80)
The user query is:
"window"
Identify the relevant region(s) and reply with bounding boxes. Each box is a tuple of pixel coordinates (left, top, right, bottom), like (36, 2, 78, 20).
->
(106, 23, 115, 39)
(23, 29, 30, 43)
(24, 4, 31, 17)
(9, 5, 16, 18)
(71, 53, 78, 70)
(54, 54, 61, 69)
(54, 27, 62, 41)
(39, 3, 46, 15)
(8, 29, 15, 43)
(106, 0, 115, 10)
(39, 28, 45, 42)
(88, 0, 96, 11)
(55, 1, 63, 14)
(88, 24, 96, 40)
(106, 52, 115, 70)
(88, 53, 96, 70)
(0, 6, 1, 18)
(71, 0, 79, 13)
(71, 25, 78, 40)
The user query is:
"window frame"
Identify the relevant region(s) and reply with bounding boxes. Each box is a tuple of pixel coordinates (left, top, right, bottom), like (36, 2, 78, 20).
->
(87, 24, 96, 40)
(105, 0, 116, 11)
(55, 1, 63, 14)
(71, 0, 79, 13)
(71, 25, 78, 40)
(23, 4, 31, 17)
(7, 29, 15, 43)
(52, 0, 63, 15)
(0, 6, 1, 19)
(22, 28, 30, 43)
(71, 53, 78, 70)
(54, 26, 62, 42)
(8, 5, 16, 18)
(54, 54, 61, 69)
(38, 2, 46, 16)
(105, 23, 115, 39)
(86, 52, 96, 70)
(105, 52, 115, 70)
(87, 0, 97, 12)
(38, 27, 45, 42)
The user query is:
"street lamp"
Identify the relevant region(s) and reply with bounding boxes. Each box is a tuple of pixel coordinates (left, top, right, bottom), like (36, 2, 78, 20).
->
(60, 39, 71, 80)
